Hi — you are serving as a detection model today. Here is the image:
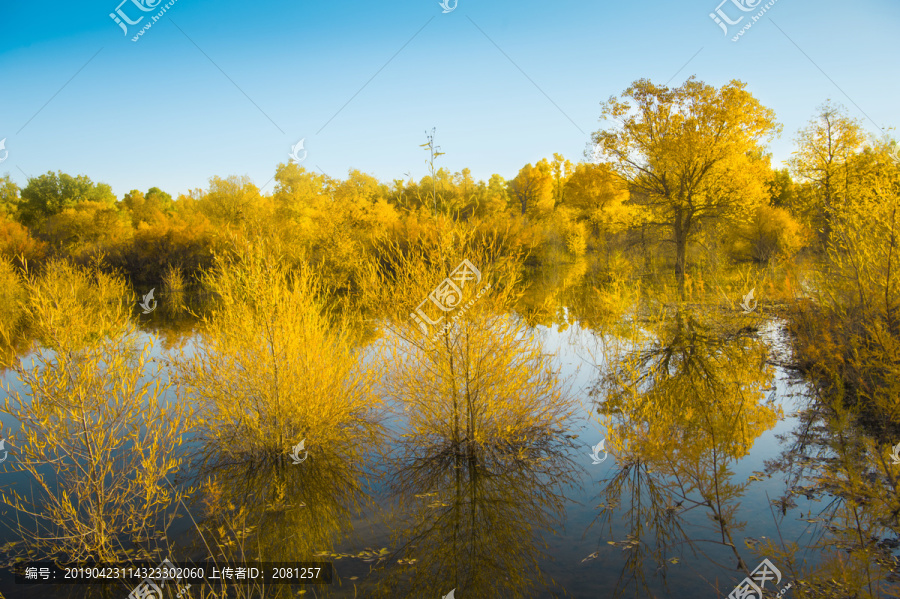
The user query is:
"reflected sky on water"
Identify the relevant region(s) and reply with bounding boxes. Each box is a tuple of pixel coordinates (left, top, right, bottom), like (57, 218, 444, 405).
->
(0, 292, 896, 599)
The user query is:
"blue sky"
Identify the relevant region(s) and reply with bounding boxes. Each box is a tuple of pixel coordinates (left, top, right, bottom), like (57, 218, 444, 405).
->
(0, 0, 898, 199)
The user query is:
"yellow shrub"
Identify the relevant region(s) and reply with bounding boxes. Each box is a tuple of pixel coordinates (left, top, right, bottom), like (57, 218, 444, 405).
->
(176, 244, 384, 462)
(729, 205, 808, 263)
(0, 260, 189, 562)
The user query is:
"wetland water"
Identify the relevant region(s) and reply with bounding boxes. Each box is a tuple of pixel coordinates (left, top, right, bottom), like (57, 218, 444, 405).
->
(0, 298, 893, 599)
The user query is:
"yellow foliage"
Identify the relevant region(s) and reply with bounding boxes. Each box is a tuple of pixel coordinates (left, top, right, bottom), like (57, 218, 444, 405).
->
(563, 162, 632, 231)
(600, 310, 779, 463)
(39, 201, 132, 251)
(565, 223, 588, 257)
(795, 151, 900, 422)
(0, 260, 189, 561)
(508, 160, 554, 218)
(175, 243, 384, 462)
(0, 259, 24, 349)
(728, 204, 808, 263)
(594, 77, 780, 293)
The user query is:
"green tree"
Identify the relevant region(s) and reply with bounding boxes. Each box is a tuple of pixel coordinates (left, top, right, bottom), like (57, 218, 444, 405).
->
(145, 186, 174, 213)
(0, 174, 21, 218)
(39, 201, 131, 250)
(122, 186, 174, 228)
(18, 171, 116, 228)
(592, 77, 780, 295)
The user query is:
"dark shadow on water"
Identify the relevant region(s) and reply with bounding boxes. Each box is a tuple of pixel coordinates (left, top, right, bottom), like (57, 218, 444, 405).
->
(173, 450, 378, 598)
(357, 438, 580, 599)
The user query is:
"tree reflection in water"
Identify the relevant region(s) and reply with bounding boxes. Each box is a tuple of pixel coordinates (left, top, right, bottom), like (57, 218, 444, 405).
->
(765, 393, 900, 598)
(183, 450, 375, 598)
(587, 307, 780, 597)
(366, 299, 580, 598)
(363, 443, 576, 598)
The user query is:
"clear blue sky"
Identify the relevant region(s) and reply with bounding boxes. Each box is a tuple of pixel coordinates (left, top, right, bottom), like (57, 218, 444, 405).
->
(1, 0, 898, 199)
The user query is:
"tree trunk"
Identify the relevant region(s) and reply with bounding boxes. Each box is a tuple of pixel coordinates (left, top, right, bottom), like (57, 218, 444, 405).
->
(675, 234, 687, 300)
(674, 208, 688, 300)
(641, 222, 652, 275)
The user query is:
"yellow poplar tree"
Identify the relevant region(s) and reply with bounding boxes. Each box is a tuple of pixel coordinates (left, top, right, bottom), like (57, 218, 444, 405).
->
(788, 101, 866, 243)
(507, 159, 554, 218)
(592, 77, 780, 296)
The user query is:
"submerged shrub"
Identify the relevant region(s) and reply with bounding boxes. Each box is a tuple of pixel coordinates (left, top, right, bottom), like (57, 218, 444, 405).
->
(792, 177, 900, 427)
(0, 260, 189, 562)
(175, 243, 383, 463)
(366, 224, 576, 462)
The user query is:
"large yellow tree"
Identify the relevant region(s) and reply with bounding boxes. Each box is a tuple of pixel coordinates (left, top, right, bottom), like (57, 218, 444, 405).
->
(507, 159, 554, 218)
(592, 78, 780, 295)
(788, 101, 866, 242)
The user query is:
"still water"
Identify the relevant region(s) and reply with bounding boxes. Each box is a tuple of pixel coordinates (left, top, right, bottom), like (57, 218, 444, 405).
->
(0, 301, 894, 599)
